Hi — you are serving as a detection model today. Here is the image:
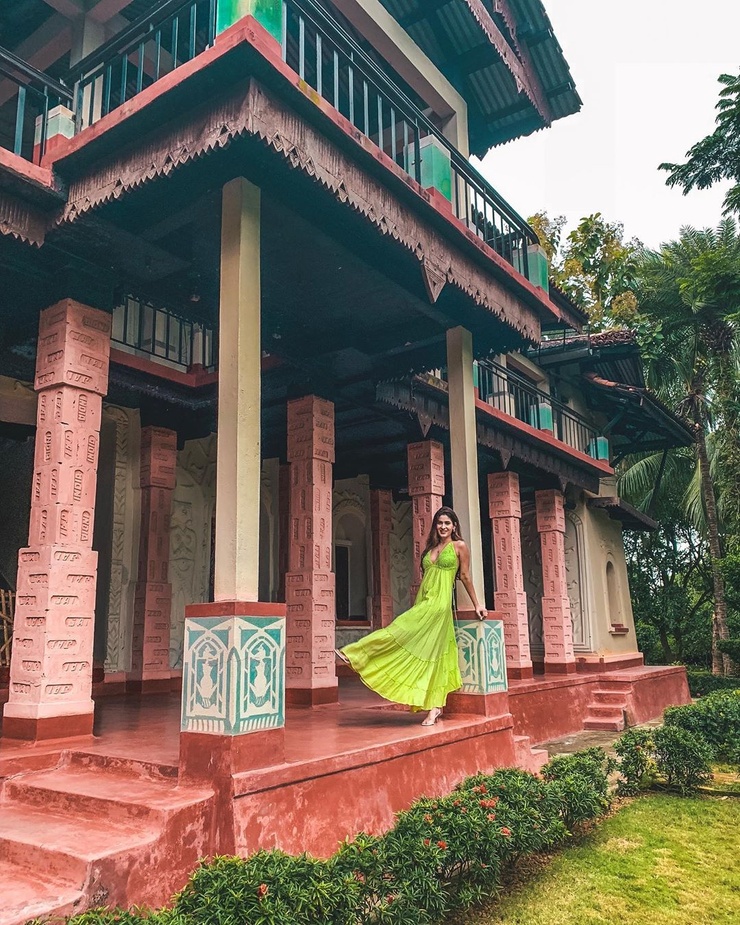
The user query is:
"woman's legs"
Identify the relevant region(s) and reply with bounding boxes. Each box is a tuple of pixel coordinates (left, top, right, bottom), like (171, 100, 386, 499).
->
(421, 706, 443, 726)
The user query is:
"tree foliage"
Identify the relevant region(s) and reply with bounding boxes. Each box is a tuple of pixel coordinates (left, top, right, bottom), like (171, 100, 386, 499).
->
(660, 72, 740, 216)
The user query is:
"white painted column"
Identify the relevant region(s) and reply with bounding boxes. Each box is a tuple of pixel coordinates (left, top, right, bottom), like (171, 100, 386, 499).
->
(214, 177, 262, 603)
(446, 326, 484, 609)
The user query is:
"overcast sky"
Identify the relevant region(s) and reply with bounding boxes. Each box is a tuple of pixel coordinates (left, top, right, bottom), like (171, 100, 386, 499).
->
(476, 0, 740, 249)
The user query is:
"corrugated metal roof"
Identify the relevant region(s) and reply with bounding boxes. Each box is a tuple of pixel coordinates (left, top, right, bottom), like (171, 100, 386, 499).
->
(376, 0, 581, 155)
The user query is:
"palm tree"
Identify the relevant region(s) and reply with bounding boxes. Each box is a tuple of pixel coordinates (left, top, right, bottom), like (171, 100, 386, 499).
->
(634, 220, 740, 675)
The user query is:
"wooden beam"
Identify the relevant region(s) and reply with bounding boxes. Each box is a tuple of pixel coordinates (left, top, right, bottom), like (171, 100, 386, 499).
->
(41, 0, 85, 16)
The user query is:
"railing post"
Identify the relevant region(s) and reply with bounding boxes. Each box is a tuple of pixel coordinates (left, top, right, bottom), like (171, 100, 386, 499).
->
(33, 104, 75, 165)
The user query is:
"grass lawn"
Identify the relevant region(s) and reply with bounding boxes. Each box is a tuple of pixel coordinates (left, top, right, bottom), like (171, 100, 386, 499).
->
(449, 794, 740, 925)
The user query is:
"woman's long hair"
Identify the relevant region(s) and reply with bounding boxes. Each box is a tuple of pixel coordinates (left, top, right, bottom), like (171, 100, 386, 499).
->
(421, 507, 463, 569)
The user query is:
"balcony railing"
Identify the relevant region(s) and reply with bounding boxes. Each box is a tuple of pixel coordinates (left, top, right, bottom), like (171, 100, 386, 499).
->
(61, 0, 535, 275)
(67, 0, 216, 132)
(112, 297, 216, 371)
(0, 46, 73, 160)
(282, 0, 536, 273)
(476, 359, 605, 459)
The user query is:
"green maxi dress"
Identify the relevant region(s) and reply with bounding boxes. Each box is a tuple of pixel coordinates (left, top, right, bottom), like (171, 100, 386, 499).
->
(341, 542, 462, 711)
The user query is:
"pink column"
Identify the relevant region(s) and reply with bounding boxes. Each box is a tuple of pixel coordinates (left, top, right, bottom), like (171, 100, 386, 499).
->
(128, 427, 177, 693)
(407, 441, 444, 598)
(489, 472, 533, 680)
(285, 396, 338, 705)
(370, 489, 393, 629)
(4, 300, 110, 741)
(536, 489, 576, 675)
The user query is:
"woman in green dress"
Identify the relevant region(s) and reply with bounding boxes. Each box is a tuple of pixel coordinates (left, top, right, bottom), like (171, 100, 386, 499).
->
(337, 507, 487, 726)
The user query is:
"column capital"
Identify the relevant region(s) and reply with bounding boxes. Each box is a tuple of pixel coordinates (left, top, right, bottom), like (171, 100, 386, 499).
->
(35, 300, 111, 396)
(286, 395, 335, 464)
(535, 489, 566, 534)
(488, 471, 522, 519)
(407, 439, 445, 497)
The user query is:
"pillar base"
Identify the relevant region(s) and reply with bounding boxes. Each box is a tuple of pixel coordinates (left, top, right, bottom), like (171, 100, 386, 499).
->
(286, 686, 339, 706)
(2, 711, 94, 742)
(544, 660, 578, 676)
(180, 728, 285, 778)
(446, 691, 510, 717)
(507, 665, 534, 681)
(126, 677, 173, 695)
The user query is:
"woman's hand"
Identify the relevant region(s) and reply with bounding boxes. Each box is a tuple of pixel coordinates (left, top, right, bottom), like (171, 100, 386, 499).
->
(475, 607, 487, 621)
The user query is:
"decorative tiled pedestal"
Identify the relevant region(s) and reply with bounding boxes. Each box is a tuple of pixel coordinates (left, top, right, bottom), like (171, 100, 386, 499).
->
(447, 618, 510, 716)
(180, 601, 286, 775)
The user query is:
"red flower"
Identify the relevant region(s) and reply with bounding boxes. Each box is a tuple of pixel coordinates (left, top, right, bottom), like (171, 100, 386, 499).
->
(423, 813, 433, 824)
(472, 784, 488, 795)
(487, 813, 496, 822)
(386, 894, 395, 905)
(423, 838, 431, 847)
(256, 884, 268, 900)
(437, 840, 447, 850)
(479, 797, 500, 809)
(353, 871, 366, 882)
(500, 827, 512, 837)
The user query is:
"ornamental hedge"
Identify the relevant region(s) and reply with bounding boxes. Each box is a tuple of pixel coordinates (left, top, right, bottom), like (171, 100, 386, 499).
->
(49, 750, 613, 925)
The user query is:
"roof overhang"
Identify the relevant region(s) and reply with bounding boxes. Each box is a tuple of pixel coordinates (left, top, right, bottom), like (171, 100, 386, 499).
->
(375, 0, 581, 154)
(588, 496, 658, 532)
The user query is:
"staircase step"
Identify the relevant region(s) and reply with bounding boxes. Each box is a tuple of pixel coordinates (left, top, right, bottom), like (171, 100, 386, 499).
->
(592, 690, 629, 705)
(0, 802, 158, 883)
(68, 750, 178, 780)
(0, 859, 84, 925)
(587, 704, 625, 720)
(583, 714, 625, 732)
(4, 765, 206, 824)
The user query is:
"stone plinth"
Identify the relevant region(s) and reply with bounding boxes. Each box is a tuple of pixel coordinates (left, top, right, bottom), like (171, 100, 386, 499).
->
(4, 300, 110, 741)
(370, 489, 393, 629)
(488, 472, 533, 680)
(180, 601, 286, 774)
(128, 427, 177, 693)
(285, 396, 338, 705)
(536, 490, 576, 675)
(407, 440, 444, 597)
(447, 617, 510, 716)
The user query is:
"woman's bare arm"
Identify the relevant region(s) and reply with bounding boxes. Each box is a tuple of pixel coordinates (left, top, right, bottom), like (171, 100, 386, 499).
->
(454, 541, 487, 619)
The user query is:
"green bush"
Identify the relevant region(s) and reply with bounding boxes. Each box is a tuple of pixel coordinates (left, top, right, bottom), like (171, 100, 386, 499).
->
(55, 752, 612, 925)
(652, 726, 712, 795)
(664, 689, 740, 763)
(614, 728, 656, 796)
(686, 669, 740, 698)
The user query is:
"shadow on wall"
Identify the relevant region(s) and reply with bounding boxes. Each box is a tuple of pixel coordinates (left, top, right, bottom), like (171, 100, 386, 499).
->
(0, 436, 33, 589)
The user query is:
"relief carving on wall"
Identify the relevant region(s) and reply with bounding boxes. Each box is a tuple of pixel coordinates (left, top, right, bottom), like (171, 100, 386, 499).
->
(391, 500, 413, 616)
(169, 435, 216, 668)
(565, 513, 590, 650)
(104, 406, 139, 674)
(520, 504, 544, 655)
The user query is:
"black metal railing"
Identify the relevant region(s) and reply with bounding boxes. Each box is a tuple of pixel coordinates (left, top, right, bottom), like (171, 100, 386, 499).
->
(0, 46, 73, 160)
(282, 0, 536, 273)
(476, 359, 602, 457)
(67, 0, 216, 131)
(112, 297, 216, 370)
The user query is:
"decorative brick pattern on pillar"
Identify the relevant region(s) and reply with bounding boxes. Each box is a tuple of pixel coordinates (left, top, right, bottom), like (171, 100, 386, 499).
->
(407, 441, 444, 598)
(370, 489, 393, 629)
(284, 396, 338, 705)
(128, 427, 177, 693)
(488, 472, 533, 680)
(4, 300, 111, 741)
(536, 490, 576, 675)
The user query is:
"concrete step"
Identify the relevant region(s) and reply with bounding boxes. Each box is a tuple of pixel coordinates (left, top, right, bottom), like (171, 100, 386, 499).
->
(592, 690, 629, 706)
(68, 750, 179, 780)
(0, 802, 158, 884)
(513, 735, 549, 774)
(587, 704, 626, 720)
(4, 764, 204, 825)
(0, 859, 84, 925)
(583, 714, 625, 732)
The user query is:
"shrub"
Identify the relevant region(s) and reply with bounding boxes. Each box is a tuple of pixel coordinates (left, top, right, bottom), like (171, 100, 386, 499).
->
(614, 727, 656, 795)
(541, 748, 614, 827)
(664, 690, 740, 763)
(686, 669, 740, 698)
(652, 726, 712, 795)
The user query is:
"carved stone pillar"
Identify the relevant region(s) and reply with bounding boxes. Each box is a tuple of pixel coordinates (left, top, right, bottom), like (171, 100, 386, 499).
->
(370, 489, 393, 629)
(536, 489, 576, 674)
(285, 395, 338, 705)
(128, 427, 177, 693)
(489, 472, 533, 680)
(4, 299, 110, 741)
(407, 440, 444, 598)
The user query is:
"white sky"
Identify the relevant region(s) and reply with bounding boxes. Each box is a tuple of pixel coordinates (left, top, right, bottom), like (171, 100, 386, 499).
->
(476, 0, 740, 249)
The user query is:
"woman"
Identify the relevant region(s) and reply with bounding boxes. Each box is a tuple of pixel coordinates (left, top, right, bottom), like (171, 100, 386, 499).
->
(337, 507, 487, 726)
